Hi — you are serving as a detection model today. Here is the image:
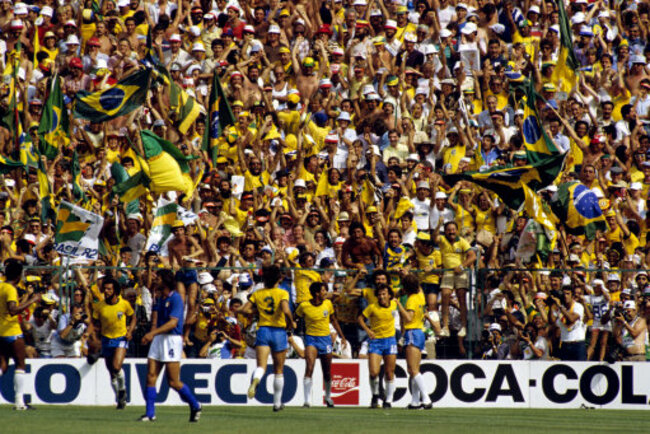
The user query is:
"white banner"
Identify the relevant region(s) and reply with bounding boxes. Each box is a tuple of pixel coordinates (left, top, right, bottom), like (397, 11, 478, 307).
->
(54, 201, 104, 260)
(1, 359, 649, 409)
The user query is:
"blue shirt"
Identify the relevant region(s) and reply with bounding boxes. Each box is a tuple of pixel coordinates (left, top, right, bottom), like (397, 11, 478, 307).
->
(154, 291, 184, 335)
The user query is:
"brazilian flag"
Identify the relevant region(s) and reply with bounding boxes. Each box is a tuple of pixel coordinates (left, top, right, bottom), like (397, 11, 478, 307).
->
(522, 79, 559, 163)
(74, 69, 151, 122)
(550, 181, 607, 240)
(38, 75, 70, 160)
(443, 153, 565, 210)
(202, 72, 235, 164)
(0, 154, 24, 174)
(551, 0, 578, 95)
(170, 82, 201, 135)
(111, 162, 149, 209)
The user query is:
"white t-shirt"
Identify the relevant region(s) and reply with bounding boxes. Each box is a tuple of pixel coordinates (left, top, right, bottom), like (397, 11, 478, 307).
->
(523, 336, 550, 360)
(556, 302, 586, 342)
(412, 197, 431, 231)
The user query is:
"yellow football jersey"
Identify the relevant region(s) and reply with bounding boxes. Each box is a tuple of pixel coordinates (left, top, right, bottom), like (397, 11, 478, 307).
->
(0, 282, 21, 337)
(296, 299, 334, 337)
(92, 297, 134, 339)
(404, 292, 426, 330)
(362, 300, 397, 339)
(249, 287, 290, 328)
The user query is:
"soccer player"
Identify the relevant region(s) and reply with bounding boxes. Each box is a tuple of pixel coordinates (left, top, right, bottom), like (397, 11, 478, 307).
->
(92, 277, 136, 409)
(0, 259, 42, 410)
(240, 264, 295, 412)
(140, 269, 202, 422)
(396, 274, 434, 409)
(358, 284, 397, 408)
(296, 282, 347, 408)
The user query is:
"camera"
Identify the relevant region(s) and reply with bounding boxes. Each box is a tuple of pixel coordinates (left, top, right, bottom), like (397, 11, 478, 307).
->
(613, 304, 626, 319)
(521, 330, 529, 340)
(481, 330, 490, 340)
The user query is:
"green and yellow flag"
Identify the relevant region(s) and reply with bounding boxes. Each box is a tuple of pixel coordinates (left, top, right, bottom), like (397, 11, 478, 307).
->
(111, 162, 150, 205)
(522, 79, 559, 163)
(36, 151, 55, 223)
(38, 75, 70, 160)
(202, 72, 235, 163)
(71, 150, 86, 202)
(550, 181, 607, 240)
(54, 201, 104, 259)
(0, 155, 24, 174)
(144, 197, 178, 254)
(521, 183, 557, 253)
(551, 0, 579, 95)
(141, 130, 193, 196)
(74, 69, 151, 122)
(443, 153, 565, 210)
(170, 82, 201, 135)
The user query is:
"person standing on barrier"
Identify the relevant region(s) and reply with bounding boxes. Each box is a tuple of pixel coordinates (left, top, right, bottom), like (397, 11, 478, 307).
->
(92, 277, 136, 410)
(240, 264, 295, 412)
(358, 284, 398, 409)
(296, 282, 346, 408)
(140, 269, 202, 422)
(0, 259, 42, 410)
(396, 274, 434, 410)
(548, 286, 587, 361)
(437, 221, 475, 338)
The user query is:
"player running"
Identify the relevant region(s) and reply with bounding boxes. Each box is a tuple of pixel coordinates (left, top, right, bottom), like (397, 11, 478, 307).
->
(92, 277, 136, 409)
(140, 269, 202, 422)
(358, 284, 398, 408)
(295, 282, 347, 408)
(0, 259, 42, 410)
(396, 274, 434, 409)
(240, 264, 295, 412)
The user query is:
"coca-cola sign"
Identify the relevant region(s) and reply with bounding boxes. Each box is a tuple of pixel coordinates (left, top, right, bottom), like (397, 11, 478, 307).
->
(329, 363, 359, 405)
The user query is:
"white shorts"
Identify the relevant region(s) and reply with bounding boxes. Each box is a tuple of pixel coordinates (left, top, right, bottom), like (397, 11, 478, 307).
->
(50, 339, 81, 358)
(148, 334, 183, 362)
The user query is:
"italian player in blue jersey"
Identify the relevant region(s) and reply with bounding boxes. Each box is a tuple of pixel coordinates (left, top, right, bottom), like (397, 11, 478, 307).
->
(396, 274, 435, 409)
(140, 269, 202, 422)
(240, 264, 295, 412)
(295, 282, 347, 407)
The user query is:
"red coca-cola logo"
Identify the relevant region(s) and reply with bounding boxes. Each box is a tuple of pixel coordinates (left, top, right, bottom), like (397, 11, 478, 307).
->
(328, 362, 359, 405)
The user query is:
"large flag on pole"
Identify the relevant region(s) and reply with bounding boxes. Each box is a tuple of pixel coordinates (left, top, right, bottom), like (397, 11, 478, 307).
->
(522, 79, 559, 163)
(54, 201, 105, 260)
(550, 181, 607, 240)
(38, 75, 70, 159)
(202, 72, 235, 163)
(74, 69, 151, 122)
(443, 153, 565, 210)
(551, 0, 579, 95)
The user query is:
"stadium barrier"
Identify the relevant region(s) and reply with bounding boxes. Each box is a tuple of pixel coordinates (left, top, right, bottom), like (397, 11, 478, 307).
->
(1, 359, 648, 409)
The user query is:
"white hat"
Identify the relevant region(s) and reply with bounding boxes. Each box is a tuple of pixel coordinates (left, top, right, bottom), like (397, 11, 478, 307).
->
(489, 323, 502, 332)
(440, 29, 452, 38)
(568, 254, 581, 263)
(117, 0, 129, 7)
(66, 34, 80, 45)
(384, 19, 397, 30)
(489, 23, 505, 34)
(423, 44, 438, 55)
(592, 278, 604, 287)
(95, 58, 108, 69)
(404, 32, 417, 42)
(570, 12, 585, 25)
(456, 2, 468, 10)
(416, 181, 430, 190)
(528, 5, 540, 14)
(294, 179, 306, 188)
(608, 274, 621, 281)
(337, 111, 351, 122)
(41, 6, 53, 16)
(352, 0, 367, 5)
(549, 24, 560, 34)
(407, 153, 419, 161)
(198, 272, 214, 285)
(203, 284, 217, 293)
(186, 64, 201, 75)
(415, 86, 428, 95)
(191, 42, 206, 52)
(623, 300, 637, 310)
(189, 25, 201, 37)
(169, 33, 182, 42)
(461, 22, 477, 35)
(598, 10, 611, 19)
(630, 182, 643, 190)
(268, 24, 281, 34)
(126, 213, 143, 222)
(435, 192, 447, 200)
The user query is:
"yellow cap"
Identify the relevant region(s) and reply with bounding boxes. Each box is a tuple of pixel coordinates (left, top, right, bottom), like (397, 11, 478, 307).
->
(366, 206, 378, 213)
(416, 232, 431, 241)
(172, 220, 185, 229)
(287, 93, 300, 104)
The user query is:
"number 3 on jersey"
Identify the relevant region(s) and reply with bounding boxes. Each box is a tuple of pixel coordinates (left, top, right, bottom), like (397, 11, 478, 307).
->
(263, 296, 275, 315)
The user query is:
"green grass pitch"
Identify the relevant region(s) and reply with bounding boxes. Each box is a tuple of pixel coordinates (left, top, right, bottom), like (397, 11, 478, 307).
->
(1, 406, 650, 433)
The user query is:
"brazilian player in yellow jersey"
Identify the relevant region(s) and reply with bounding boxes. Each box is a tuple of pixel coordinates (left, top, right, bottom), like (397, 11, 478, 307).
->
(92, 277, 136, 410)
(239, 265, 295, 411)
(396, 274, 436, 409)
(295, 282, 347, 408)
(359, 284, 398, 409)
(0, 259, 42, 410)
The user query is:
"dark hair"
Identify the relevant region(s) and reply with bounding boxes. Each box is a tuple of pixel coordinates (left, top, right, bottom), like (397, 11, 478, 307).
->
(4, 258, 23, 282)
(262, 264, 282, 288)
(156, 269, 175, 291)
(102, 277, 122, 296)
(371, 269, 389, 285)
(349, 221, 365, 234)
(402, 274, 420, 295)
(374, 283, 394, 298)
(309, 281, 326, 298)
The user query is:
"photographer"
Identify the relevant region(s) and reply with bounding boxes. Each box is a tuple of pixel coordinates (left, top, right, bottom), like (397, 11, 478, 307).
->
(613, 301, 647, 362)
(520, 320, 550, 360)
(24, 306, 56, 358)
(548, 286, 587, 361)
(481, 323, 509, 359)
(51, 303, 88, 358)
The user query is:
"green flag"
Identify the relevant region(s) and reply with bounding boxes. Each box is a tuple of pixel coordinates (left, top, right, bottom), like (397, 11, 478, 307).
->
(0, 154, 24, 174)
(111, 162, 149, 208)
(202, 72, 235, 162)
(443, 153, 566, 210)
(74, 69, 151, 122)
(38, 75, 70, 160)
(521, 79, 559, 163)
(170, 82, 201, 135)
(141, 129, 195, 172)
(550, 181, 607, 240)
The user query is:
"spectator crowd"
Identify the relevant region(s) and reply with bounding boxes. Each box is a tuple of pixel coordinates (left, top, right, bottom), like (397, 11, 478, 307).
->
(1, 0, 650, 363)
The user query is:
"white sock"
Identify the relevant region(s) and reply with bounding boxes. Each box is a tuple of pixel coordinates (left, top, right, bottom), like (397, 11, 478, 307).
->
(253, 367, 265, 382)
(273, 374, 284, 407)
(370, 376, 379, 395)
(14, 369, 26, 407)
(414, 373, 430, 404)
(111, 376, 119, 396)
(303, 377, 312, 405)
(324, 380, 332, 401)
(116, 370, 126, 391)
(409, 377, 420, 405)
(385, 380, 395, 403)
